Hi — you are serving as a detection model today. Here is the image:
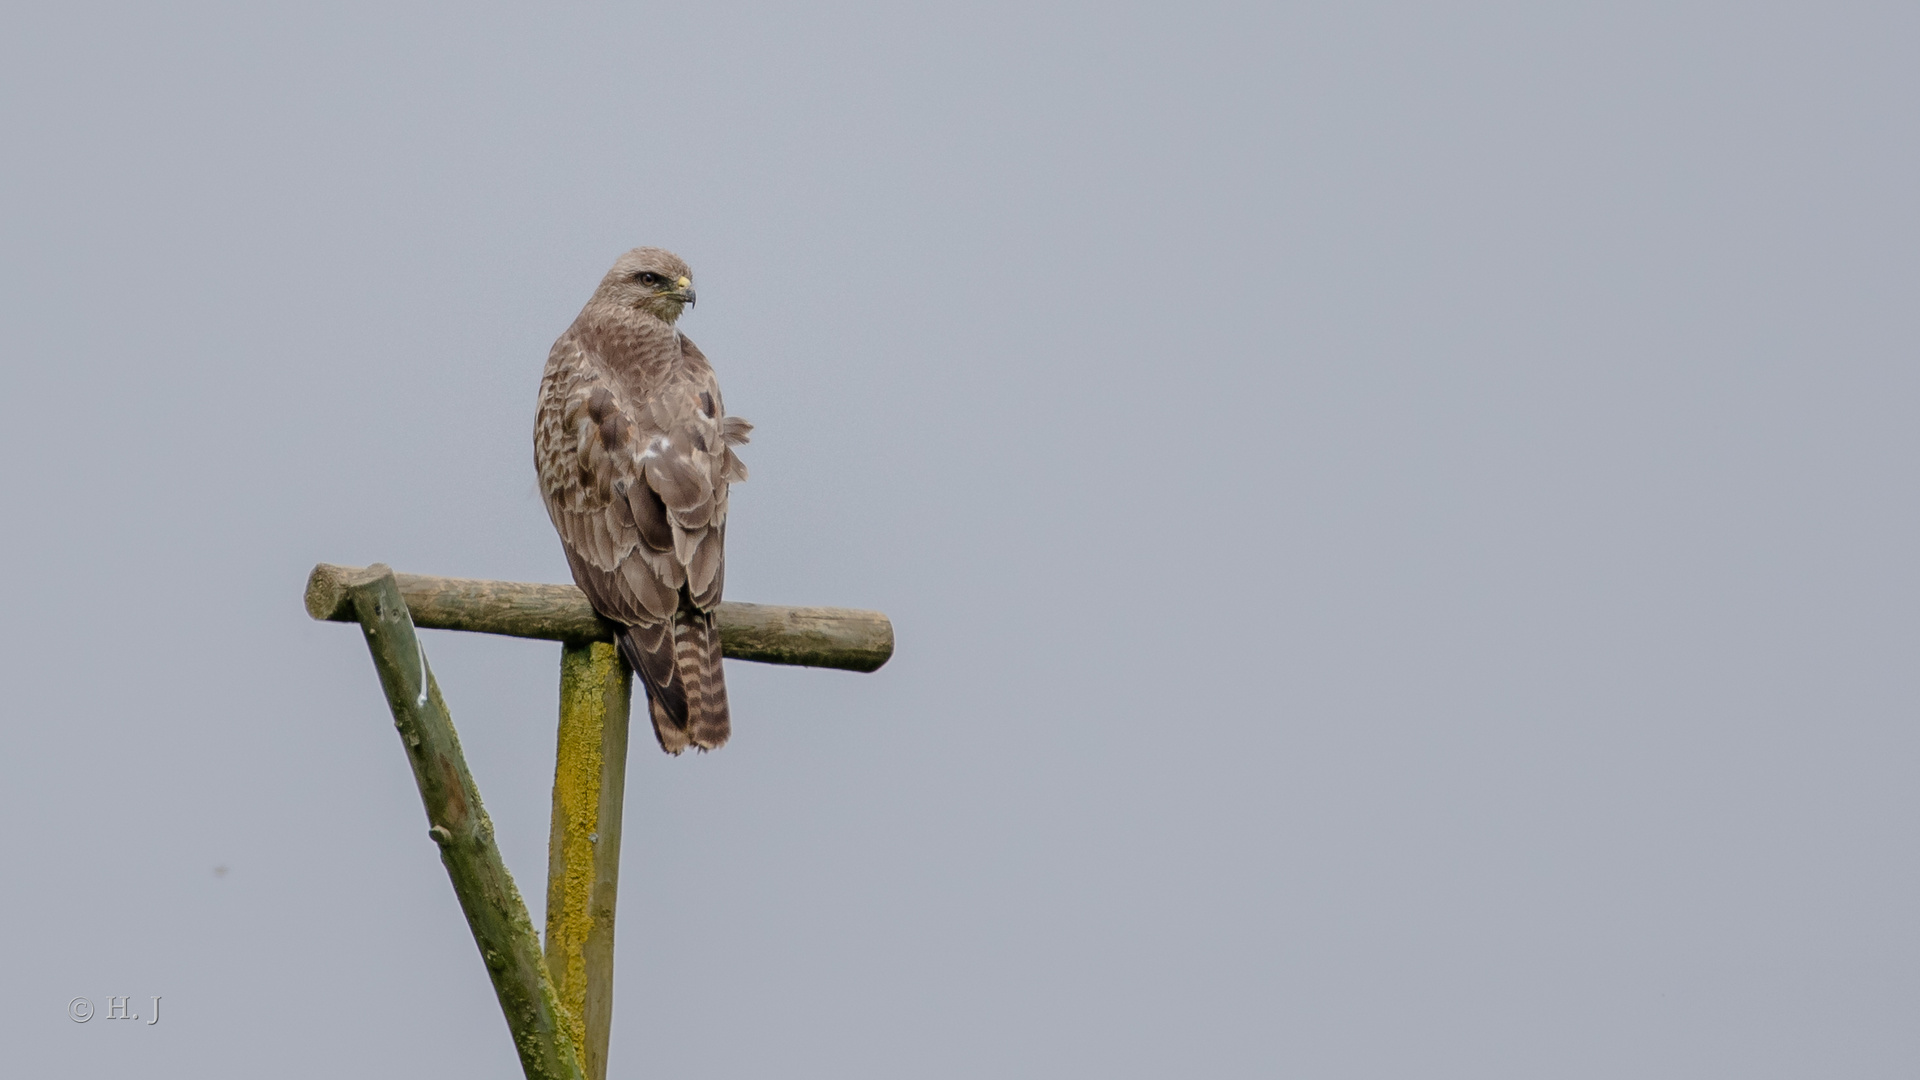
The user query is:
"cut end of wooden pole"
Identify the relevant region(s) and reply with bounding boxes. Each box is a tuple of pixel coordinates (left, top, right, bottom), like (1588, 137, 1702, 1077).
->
(306, 562, 393, 622)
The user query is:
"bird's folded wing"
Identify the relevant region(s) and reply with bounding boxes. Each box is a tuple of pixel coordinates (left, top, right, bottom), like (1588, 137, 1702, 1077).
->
(535, 334, 747, 621)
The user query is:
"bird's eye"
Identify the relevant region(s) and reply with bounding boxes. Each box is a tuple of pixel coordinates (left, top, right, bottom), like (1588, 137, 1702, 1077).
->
(632, 271, 664, 286)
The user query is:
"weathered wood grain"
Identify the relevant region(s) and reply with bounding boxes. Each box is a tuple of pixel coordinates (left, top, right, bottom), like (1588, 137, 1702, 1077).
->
(306, 563, 893, 672)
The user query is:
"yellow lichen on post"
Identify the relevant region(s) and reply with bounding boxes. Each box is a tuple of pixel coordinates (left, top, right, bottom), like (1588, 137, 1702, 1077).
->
(545, 645, 602, 1050)
(543, 640, 632, 1080)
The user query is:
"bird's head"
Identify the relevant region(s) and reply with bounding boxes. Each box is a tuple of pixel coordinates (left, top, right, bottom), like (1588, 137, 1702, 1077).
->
(598, 247, 696, 323)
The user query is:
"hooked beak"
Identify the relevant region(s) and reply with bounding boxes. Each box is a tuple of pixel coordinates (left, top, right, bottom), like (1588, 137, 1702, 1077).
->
(674, 275, 696, 308)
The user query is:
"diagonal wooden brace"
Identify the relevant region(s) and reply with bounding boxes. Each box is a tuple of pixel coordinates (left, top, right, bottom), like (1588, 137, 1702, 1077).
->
(338, 564, 586, 1080)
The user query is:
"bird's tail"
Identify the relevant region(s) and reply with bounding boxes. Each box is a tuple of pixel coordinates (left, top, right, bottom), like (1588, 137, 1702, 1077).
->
(675, 609, 730, 752)
(618, 610, 729, 755)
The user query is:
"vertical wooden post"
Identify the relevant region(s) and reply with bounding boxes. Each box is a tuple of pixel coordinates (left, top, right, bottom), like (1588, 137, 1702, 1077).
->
(543, 641, 632, 1080)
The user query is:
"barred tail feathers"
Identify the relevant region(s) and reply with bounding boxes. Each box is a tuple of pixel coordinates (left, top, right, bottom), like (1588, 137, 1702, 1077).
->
(617, 611, 728, 755)
(676, 608, 731, 751)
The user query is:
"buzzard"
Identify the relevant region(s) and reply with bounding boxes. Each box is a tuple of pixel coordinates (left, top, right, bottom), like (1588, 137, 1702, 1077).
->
(535, 248, 751, 753)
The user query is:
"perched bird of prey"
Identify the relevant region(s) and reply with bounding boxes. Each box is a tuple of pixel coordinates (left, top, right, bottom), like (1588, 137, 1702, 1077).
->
(535, 248, 751, 753)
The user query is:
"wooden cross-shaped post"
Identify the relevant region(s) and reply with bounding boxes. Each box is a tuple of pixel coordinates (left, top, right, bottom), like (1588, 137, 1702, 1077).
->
(305, 563, 892, 1080)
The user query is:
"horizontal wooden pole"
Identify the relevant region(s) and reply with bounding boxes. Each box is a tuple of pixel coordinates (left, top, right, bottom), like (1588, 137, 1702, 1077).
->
(306, 563, 893, 673)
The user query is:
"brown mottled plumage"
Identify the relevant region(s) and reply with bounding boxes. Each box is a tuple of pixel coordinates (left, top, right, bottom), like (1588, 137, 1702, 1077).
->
(535, 248, 750, 753)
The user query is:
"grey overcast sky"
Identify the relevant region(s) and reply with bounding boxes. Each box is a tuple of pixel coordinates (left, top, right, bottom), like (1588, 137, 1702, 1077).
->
(3, 3, 1917, 1077)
